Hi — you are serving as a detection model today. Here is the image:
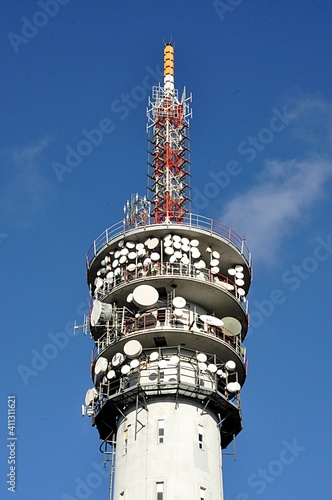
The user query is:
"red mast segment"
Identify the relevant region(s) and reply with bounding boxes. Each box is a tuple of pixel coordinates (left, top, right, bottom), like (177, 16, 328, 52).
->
(147, 43, 192, 224)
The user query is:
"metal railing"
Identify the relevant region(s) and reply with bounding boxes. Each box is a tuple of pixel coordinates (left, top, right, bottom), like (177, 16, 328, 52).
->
(91, 306, 246, 363)
(86, 213, 251, 268)
(94, 262, 249, 314)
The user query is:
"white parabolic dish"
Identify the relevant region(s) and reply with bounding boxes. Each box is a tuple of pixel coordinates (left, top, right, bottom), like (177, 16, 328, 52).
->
(133, 284, 159, 308)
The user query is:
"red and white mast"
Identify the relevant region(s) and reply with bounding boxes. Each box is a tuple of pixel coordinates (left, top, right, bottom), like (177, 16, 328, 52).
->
(147, 43, 192, 223)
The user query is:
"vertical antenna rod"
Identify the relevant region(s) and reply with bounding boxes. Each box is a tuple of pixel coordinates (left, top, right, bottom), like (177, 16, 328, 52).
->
(147, 43, 192, 224)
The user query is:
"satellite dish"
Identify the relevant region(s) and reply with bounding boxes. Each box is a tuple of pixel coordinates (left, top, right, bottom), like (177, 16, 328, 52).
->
(210, 259, 219, 267)
(164, 233, 172, 241)
(207, 363, 217, 373)
(170, 355, 180, 365)
(107, 370, 116, 380)
(212, 250, 220, 259)
(112, 259, 119, 268)
(120, 247, 129, 256)
(165, 246, 174, 255)
(181, 237, 190, 245)
(164, 239, 172, 247)
(228, 268, 236, 276)
(133, 284, 159, 308)
(181, 244, 190, 253)
(126, 241, 135, 249)
(143, 257, 151, 265)
(217, 369, 227, 378)
(114, 267, 121, 276)
(191, 247, 201, 259)
(119, 255, 127, 264)
(128, 251, 137, 260)
(137, 248, 146, 257)
(173, 240, 182, 250)
(174, 251, 182, 260)
(237, 288, 245, 296)
(198, 362, 207, 371)
(225, 360, 236, 371)
(211, 267, 220, 275)
(151, 252, 160, 261)
(118, 239, 125, 248)
(181, 255, 190, 265)
(169, 254, 177, 263)
(127, 263, 136, 272)
(94, 277, 103, 290)
(172, 296, 186, 308)
(104, 255, 111, 264)
(114, 250, 121, 259)
(225, 283, 234, 291)
(126, 293, 133, 303)
(91, 300, 101, 326)
(174, 308, 183, 317)
(226, 381, 241, 393)
(200, 315, 224, 327)
(124, 340, 143, 358)
(130, 359, 140, 369)
(196, 352, 207, 363)
(94, 357, 108, 375)
(221, 317, 242, 336)
(236, 272, 244, 279)
(190, 239, 199, 247)
(158, 359, 167, 369)
(206, 247, 212, 253)
(149, 351, 159, 361)
(198, 260, 206, 269)
(235, 265, 243, 272)
(112, 352, 125, 367)
(172, 235, 181, 242)
(235, 279, 245, 287)
(106, 271, 114, 279)
(136, 243, 145, 251)
(121, 364, 131, 375)
(147, 237, 159, 250)
(85, 388, 97, 406)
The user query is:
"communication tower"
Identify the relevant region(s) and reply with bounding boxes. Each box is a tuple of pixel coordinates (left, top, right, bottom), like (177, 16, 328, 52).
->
(82, 43, 252, 499)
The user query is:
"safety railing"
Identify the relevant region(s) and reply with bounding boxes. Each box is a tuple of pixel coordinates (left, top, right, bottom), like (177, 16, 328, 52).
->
(86, 213, 251, 268)
(94, 262, 249, 314)
(91, 306, 246, 363)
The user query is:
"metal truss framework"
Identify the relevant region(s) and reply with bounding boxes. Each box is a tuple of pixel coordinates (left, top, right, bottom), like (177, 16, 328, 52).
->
(147, 84, 192, 223)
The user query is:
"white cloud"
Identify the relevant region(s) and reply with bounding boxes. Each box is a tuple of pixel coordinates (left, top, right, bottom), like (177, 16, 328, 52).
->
(220, 94, 332, 265)
(0, 137, 55, 227)
(221, 158, 332, 264)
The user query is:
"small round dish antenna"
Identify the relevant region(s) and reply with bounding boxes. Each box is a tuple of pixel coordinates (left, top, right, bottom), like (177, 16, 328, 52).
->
(226, 381, 241, 393)
(133, 284, 159, 308)
(222, 317, 242, 336)
(124, 340, 143, 358)
(225, 360, 236, 371)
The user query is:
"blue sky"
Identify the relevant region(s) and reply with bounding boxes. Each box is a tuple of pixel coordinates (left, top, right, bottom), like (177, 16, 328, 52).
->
(1, 1, 332, 499)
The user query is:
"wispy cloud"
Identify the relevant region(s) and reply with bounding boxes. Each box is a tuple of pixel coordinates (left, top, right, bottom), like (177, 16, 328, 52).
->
(220, 95, 332, 264)
(0, 137, 55, 227)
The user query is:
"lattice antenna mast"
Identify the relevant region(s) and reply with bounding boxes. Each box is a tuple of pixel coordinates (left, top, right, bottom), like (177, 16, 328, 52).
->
(147, 43, 192, 224)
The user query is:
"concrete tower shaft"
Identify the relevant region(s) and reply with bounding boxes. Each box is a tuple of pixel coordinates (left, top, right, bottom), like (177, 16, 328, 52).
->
(82, 44, 252, 500)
